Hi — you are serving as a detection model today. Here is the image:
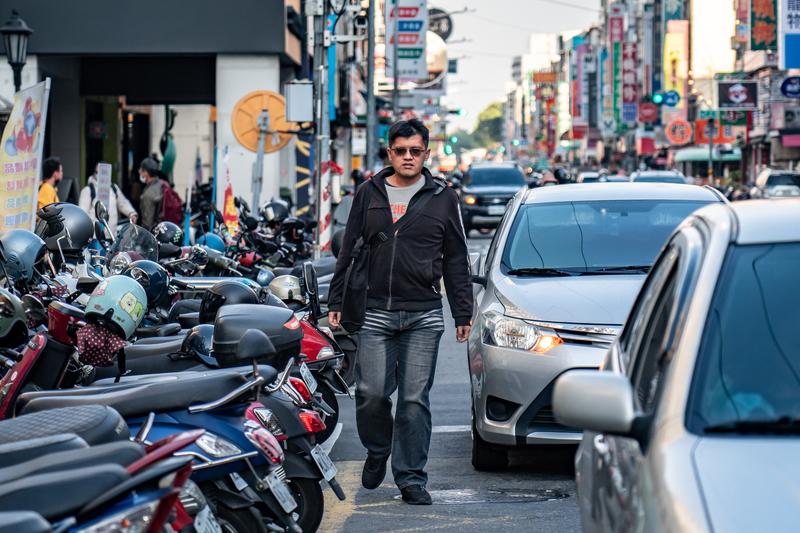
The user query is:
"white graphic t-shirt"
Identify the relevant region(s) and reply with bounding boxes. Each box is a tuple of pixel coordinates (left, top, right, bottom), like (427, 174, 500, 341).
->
(385, 175, 425, 223)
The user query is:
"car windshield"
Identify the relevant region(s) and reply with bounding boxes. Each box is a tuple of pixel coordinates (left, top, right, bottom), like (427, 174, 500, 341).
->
(501, 200, 710, 273)
(766, 174, 800, 188)
(465, 167, 526, 187)
(687, 243, 800, 434)
(633, 173, 685, 184)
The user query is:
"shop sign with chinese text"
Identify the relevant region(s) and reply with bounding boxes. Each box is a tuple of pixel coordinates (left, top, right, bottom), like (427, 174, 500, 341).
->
(751, 0, 778, 50)
(621, 43, 638, 124)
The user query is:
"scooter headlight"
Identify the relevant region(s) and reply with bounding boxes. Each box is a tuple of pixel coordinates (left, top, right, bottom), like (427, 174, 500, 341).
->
(108, 253, 131, 275)
(195, 432, 242, 457)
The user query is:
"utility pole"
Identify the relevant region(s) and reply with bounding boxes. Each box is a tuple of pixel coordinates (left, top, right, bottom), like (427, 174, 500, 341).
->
(707, 117, 715, 185)
(366, 0, 377, 173)
(392, 0, 399, 114)
(311, 0, 331, 257)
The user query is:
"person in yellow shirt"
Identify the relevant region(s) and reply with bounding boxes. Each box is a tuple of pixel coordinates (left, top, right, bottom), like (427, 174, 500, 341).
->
(37, 157, 63, 212)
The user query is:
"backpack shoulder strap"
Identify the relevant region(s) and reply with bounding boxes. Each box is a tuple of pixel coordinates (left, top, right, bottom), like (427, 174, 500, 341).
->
(88, 182, 96, 202)
(433, 177, 448, 195)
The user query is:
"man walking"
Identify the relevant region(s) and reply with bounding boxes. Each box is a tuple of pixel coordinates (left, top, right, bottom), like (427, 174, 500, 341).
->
(138, 157, 163, 230)
(327, 119, 473, 505)
(79, 162, 138, 234)
(38, 157, 63, 212)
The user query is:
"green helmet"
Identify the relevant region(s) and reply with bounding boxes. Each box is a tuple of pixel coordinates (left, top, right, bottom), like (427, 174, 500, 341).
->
(0, 289, 28, 348)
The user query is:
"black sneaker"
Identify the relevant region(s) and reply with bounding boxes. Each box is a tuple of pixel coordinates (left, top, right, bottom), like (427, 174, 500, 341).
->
(361, 454, 389, 490)
(400, 485, 432, 505)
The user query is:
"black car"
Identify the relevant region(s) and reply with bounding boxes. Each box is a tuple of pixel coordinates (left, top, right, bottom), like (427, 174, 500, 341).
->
(457, 163, 527, 234)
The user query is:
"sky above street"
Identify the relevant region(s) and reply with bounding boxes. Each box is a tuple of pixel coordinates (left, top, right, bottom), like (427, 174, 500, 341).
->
(434, 0, 599, 131)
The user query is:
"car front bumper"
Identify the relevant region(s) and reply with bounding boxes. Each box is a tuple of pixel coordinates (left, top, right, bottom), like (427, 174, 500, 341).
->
(469, 339, 609, 446)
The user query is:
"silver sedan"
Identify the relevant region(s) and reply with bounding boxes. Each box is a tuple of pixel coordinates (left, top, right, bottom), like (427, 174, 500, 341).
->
(554, 199, 800, 532)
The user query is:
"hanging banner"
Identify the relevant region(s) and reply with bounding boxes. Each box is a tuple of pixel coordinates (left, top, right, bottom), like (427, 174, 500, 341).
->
(221, 148, 239, 235)
(643, 4, 654, 96)
(385, 0, 429, 81)
(663, 20, 689, 121)
(780, 0, 800, 68)
(1, 79, 50, 230)
(295, 134, 313, 217)
(317, 161, 332, 251)
(695, 119, 736, 144)
(751, 0, 778, 50)
(613, 42, 622, 130)
(621, 42, 638, 124)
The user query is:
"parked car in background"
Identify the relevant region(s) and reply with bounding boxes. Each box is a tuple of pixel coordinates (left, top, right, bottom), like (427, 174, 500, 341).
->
(750, 169, 800, 198)
(553, 199, 800, 533)
(577, 172, 607, 183)
(628, 170, 687, 184)
(467, 183, 725, 470)
(459, 162, 527, 235)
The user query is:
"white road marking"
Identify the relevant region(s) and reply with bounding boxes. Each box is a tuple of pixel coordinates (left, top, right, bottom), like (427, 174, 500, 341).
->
(322, 423, 343, 455)
(432, 425, 471, 433)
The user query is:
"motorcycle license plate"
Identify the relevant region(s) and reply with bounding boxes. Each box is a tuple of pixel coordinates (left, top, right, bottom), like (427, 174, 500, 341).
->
(310, 444, 338, 481)
(266, 471, 298, 513)
(299, 362, 318, 394)
(193, 506, 223, 533)
(487, 205, 506, 215)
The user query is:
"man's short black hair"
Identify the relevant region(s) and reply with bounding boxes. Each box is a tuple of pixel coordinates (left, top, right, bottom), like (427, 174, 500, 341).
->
(388, 118, 429, 148)
(43, 157, 61, 179)
(140, 157, 160, 178)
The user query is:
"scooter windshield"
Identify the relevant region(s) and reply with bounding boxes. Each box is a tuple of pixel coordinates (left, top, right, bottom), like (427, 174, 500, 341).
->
(104, 224, 159, 274)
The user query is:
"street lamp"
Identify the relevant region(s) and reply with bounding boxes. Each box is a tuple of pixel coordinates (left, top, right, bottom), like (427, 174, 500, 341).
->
(0, 10, 33, 93)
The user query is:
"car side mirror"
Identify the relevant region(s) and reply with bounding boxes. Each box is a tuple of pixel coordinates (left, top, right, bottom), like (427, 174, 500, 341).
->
(472, 275, 486, 287)
(94, 201, 109, 223)
(236, 329, 276, 361)
(553, 370, 636, 435)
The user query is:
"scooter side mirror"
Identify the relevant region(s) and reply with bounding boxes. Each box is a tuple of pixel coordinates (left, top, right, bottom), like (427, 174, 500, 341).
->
(94, 201, 109, 223)
(94, 221, 111, 250)
(188, 246, 209, 267)
(236, 329, 276, 361)
(21, 295, 47, 322)
(244, 216, 259, 231)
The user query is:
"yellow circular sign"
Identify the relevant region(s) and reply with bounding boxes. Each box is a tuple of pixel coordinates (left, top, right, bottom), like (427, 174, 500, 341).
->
(231, 90, 295, 153)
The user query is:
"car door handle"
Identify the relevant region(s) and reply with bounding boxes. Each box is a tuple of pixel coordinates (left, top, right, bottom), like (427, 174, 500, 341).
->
(593, 434, 609, 455)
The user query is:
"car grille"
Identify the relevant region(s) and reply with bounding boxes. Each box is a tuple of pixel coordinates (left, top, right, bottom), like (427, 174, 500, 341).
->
(477, 196, 513, 206)
(529, 406, 573, 432)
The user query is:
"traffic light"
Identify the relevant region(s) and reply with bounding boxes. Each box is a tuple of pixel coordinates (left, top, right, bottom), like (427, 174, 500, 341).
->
(499, 146, 506, 152)
(444, 144, 453, 155)
(652, 93, 664, 104)
(448, 109, 468, 116)
(450, 136, 458, 143)
(512, 139, 520, 146)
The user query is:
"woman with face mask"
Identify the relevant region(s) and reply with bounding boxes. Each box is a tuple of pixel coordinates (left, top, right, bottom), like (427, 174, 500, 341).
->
(138, 157, 164, 230)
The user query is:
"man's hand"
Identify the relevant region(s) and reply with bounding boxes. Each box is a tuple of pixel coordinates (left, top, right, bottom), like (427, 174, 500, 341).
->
(456, 325, 471, 343)
(130, 214, 138, 224)
(328, 311, 341, 328)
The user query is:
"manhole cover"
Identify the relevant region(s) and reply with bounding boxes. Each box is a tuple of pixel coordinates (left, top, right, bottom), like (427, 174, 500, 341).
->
(394, 489, 569, 505)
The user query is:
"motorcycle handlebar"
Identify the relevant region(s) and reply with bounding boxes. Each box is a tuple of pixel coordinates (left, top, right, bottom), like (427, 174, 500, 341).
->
(171, 278, 197, 291)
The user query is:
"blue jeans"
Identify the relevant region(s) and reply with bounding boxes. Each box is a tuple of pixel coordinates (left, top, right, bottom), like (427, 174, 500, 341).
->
(355, 308, 445, 489)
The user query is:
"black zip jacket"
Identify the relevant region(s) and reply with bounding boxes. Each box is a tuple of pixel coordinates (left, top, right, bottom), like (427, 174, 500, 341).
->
(328, 167, 473, 327)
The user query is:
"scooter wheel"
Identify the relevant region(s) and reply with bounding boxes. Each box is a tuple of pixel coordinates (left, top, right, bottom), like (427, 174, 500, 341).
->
(339, 348, 356, 387)
(287, 477, 324, 533)
(216, 503, 266, 533)
(315, 382, 339, 444)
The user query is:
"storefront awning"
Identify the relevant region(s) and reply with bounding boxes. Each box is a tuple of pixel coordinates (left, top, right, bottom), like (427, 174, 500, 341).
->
(673, 146, 742, 162)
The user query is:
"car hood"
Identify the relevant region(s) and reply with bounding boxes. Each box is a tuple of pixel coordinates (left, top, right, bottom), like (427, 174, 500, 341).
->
(693, 438, 800, 532)
(462, 185, 524, 196)
(493, 273, 644, 325)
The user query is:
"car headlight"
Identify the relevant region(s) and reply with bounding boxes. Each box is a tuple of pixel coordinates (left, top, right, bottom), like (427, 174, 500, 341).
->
(482, 311, 563, 354)
(196, 432, 242, 457)
(465, 196, 477, 205)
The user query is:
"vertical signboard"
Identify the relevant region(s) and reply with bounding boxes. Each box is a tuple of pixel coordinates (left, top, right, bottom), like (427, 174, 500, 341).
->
(1, 79, 49, 230)
(221, 147, 239, 235)
(385, 0, 429, 80)
(613, 42, 622, 130)
(96, 163, 113, 208)
(557, 81, 572, 141)
(663, 20, 688, 120)
(643, 4, 654, 96)
(621, 43, 638, 124)
(780, 0, 800, 68)
(574, 44, 589, 127)
(751, 0, 777, 50)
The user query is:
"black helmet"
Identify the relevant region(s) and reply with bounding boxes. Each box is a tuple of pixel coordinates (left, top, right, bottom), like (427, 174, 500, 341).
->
(0, 289, 28, 348)
(553, 166, 571, 184)
(199, 280, 259, 324)
(35, 203, 94, 257)
(152, 221, 183, 245)
(0, 229, 46, 283)
(181, 324, 214, 365)
(261, 200, 289, 224)
(121, 260, 170, 309)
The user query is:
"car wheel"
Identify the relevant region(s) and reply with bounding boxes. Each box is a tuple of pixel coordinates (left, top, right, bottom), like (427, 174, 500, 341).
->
(471, 408, 508, 470)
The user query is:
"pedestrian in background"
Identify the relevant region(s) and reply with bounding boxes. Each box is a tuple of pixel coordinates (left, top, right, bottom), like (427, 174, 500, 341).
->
(138, 157, 163, 230)
(327, 119, 473, 506)
(37, 157, 62, 212)
(79, 161, 138, 234)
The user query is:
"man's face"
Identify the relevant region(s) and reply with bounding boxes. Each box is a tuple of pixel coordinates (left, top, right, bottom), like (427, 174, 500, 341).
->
(388, 134, 429, 180)
(55, 165, 63, 183)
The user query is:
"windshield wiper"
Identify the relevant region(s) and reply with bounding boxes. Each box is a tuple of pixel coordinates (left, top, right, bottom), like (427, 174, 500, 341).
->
(507, 268, 576, 277)
(589, 265, 652, 274)
(704, 416, 800, 435)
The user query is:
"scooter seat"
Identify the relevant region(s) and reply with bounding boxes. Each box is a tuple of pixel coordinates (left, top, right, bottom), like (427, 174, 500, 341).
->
(90, 364, 278, 387)
(0, 464, 129, 521)
(16, 369, 254, 419)
(135, 323, 182, 338)
(124, 337, 185, 360)
(0, 511, 51, 533)
(0, 405, 128, 447)
(0, 441, 144, 485)
(0, 434, 88, 469)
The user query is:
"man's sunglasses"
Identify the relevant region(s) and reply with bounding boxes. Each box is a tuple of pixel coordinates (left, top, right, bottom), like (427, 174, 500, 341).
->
(390, 147, 427, 156)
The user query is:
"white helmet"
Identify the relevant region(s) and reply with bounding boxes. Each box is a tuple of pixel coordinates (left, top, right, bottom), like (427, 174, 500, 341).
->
(269, 275, 304, 303)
